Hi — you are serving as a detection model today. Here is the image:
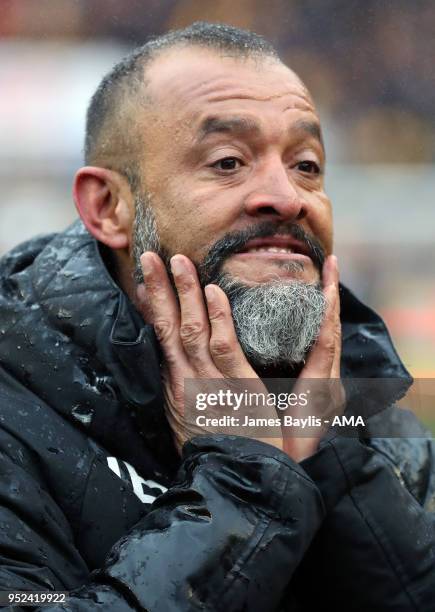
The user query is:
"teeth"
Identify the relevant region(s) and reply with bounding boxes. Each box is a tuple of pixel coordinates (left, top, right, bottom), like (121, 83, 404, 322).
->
(246, 247, 294, 254)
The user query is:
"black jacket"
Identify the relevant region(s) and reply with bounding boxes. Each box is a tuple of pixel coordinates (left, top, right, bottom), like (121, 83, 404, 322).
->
(0, 220, 434, 611)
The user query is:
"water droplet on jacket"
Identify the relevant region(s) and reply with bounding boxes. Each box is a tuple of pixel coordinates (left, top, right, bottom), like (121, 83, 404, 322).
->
(15, 532, 28, 542)
(57, 308, 72, 319)
(71, 404, 94, 425)
(38, 547, 48, 560)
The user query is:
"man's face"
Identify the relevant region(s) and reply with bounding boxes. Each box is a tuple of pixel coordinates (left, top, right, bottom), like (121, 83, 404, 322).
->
(133, 46, 333, 288)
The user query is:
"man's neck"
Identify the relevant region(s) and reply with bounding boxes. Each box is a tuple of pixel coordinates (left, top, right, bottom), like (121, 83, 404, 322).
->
(99, 243, 140, 307)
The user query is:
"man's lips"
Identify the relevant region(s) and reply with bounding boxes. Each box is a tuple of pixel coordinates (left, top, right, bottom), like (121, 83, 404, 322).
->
(235, 235, 312, 258)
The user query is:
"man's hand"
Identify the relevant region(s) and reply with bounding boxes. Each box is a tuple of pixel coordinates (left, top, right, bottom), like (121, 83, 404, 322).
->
(136, 252, 343, 462)
(137, 253, 283, 455)
(283, 255, 345, 461)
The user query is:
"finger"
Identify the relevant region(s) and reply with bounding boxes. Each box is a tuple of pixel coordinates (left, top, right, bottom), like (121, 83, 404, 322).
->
(205, 284, 256, 377)
(322, 253, 339, 291)
(323, 255, 345, 408)
(139, 252, 188, 370)
(136, 283, 154, 324)
(322, 255, 341, 377)
(329, 256, 342, 378)
(170, 255, 215, 374)
(302, 255, 339, 377)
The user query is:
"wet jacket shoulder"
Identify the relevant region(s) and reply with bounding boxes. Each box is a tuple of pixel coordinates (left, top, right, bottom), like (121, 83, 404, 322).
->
(0, 220, 434, 611)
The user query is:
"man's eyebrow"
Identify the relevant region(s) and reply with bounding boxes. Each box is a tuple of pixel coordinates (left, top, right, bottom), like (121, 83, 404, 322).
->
(196, 116, 261, 143)
(195, 116, 324, 151)
(291, 119, 324, 151)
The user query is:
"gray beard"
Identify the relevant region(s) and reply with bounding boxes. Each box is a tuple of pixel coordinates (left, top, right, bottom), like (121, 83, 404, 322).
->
(132, 192, 163, 285)
(132, 194, 326, 369)
(215, 274, 326, 367)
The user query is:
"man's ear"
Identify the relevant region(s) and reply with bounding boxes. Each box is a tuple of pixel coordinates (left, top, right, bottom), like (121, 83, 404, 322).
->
(73, 166, 134, 250)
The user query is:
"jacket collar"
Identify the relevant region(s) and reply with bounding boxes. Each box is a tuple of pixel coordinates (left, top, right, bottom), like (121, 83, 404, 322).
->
(22, 220, 178, 474)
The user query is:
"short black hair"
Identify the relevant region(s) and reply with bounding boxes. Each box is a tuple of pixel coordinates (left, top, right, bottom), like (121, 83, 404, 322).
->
(84, 22, 279, 187)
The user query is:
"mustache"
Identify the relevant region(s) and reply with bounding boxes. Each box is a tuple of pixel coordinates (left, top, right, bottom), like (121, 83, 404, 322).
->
(198, 222, 326, 286)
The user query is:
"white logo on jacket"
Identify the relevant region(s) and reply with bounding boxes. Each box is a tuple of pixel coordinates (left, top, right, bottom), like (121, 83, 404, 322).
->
(107, 457, 167, 504)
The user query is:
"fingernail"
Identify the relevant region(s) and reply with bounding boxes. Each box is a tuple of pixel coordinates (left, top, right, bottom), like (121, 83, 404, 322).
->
(136, 284, 146, 301)
(140, 253, 154, 277)
(170, 256, 185, 276)
(204, 285, 216, 303)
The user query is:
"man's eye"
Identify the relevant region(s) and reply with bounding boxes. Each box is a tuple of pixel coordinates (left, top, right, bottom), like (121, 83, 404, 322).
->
(297, 160, 320, 174)
(212, 157, 242, 171)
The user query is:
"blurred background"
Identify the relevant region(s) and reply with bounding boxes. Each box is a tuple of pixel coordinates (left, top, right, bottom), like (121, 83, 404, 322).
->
(1, 0, 434, 388)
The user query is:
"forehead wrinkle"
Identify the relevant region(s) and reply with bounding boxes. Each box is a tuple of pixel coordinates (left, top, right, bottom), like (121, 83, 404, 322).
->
(169, 95, 315, 147)
(165, 73, 313, 109)
(148, 63, 318, 148)
(147, 47, 313, 110)
(155, 73, 257, 109)
(181, 91, 316, 137)
(204, 86, 314, 108)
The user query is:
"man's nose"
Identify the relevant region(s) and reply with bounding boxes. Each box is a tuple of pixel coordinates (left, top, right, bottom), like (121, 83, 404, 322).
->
(243, 160, 307, 221)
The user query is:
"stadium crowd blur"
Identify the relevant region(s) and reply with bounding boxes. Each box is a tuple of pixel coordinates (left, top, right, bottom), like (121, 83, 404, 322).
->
(1, 1, 434, 418)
